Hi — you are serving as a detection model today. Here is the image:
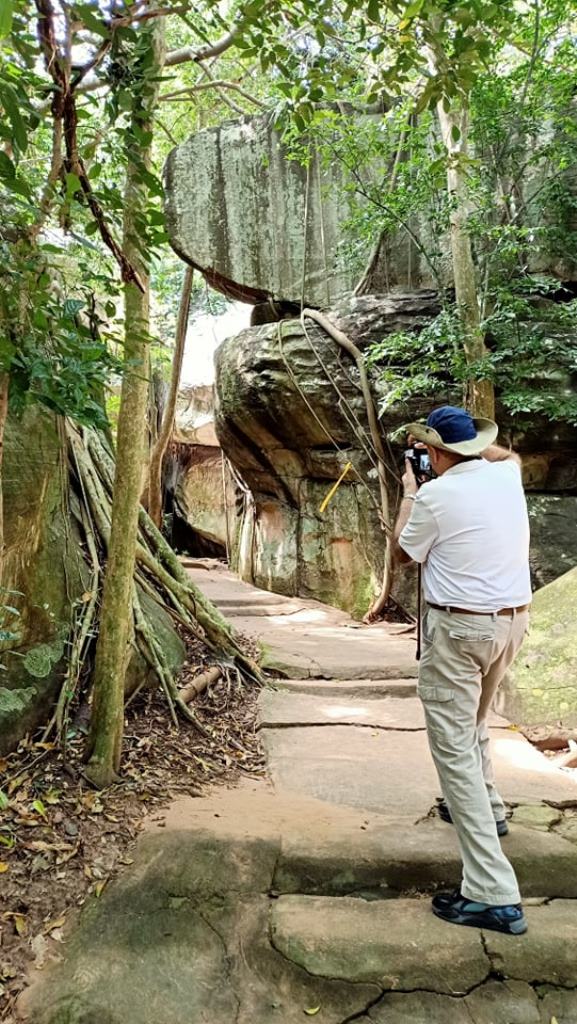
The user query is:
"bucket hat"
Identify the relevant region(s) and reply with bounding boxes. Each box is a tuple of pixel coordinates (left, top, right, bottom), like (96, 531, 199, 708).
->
(406, 406, 498, 456)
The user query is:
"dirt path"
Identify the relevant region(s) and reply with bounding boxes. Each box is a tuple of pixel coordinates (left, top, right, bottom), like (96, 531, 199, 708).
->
(20, 567, 577, 1024)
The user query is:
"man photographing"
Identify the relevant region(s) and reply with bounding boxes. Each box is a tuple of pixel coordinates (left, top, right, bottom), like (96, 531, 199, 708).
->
(394, 405, 531, 936)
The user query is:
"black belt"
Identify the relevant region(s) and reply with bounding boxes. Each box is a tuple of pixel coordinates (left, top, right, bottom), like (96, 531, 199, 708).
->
(427, 603, 530, 617)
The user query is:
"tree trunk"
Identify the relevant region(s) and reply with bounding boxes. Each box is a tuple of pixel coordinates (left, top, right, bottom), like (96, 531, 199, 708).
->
(85, 18, 166, 788)
(0, 373, 9, 586)
(436, 101, 495, 419)
(147, 265, 194, 526)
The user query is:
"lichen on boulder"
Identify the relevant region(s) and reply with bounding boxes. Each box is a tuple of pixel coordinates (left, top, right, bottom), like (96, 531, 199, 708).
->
(214, 293, 577, 621)
(499, 565, 577, 726)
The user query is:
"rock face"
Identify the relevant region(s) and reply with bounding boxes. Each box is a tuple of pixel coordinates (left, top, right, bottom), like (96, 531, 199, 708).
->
(164, 116, 360, 307)
(173, 444, 235, 551)
(0, 408, 87, 753)
(499, 565, 577, 727)
(214, 293, 437, 616)
(164, 112, 577, 310)
(165, 385, 235, 555)
(214, 294, 577, 625)
(174, 384, 219, 447)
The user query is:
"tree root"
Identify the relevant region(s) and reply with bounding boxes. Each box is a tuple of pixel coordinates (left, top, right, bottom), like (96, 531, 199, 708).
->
(301, 309, 399, 622)
(53, 422, 261, 742)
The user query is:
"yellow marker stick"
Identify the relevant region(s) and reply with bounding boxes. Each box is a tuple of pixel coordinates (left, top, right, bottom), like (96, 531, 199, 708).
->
(319, 461, 352, 514)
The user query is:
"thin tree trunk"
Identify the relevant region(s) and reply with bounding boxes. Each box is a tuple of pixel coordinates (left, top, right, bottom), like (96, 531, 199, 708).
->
(147, 265, 193, 526)
(0, 373, 9, 586)
(436, 101, 495, 419)
(85, 18, 166, 788)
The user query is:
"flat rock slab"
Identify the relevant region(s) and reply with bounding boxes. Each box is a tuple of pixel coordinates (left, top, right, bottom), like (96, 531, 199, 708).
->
(188, 567, 418, 679)
(255, 621, 417, 679)
(271, 678, 418, 698)
(21, 893, 379, 1024)
(147, 785, 577, 900)
(483, 899, 577, 987)
(271, 895, 577, 993)
(263, 724, 577, 816)
(259, 689, 511, 731)
(260, 690, 427, 730)
(271, 894, 489, 993)
(366, 981, 547, 1024)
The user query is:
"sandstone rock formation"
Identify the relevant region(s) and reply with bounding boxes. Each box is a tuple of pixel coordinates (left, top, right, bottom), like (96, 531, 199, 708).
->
(164, 385, 236, 556)
(164, 112, 577, 311)
(164, 116, 360, 307)
(214, 293, 577, 624)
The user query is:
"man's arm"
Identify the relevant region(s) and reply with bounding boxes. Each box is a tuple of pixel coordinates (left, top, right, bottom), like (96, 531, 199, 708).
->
(392, 458, 418, 566)
(482, 443, 522, 467)
(393, 496, 416, 565)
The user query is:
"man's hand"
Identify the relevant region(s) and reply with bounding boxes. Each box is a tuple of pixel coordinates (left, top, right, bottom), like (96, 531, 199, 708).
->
(402, 457, 418, 497)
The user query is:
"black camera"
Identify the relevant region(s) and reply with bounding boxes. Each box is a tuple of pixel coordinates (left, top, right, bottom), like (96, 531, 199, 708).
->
(404, 446, 433, 486)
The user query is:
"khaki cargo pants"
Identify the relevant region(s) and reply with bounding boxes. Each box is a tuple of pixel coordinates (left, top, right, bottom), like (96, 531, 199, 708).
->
(419, 605, 529, 906)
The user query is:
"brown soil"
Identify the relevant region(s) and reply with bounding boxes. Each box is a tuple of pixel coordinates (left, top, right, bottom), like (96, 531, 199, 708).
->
(0, 635, 264, 1021)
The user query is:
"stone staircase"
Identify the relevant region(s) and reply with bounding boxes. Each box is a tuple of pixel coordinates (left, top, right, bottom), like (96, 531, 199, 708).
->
(21, 567, 577, 1024)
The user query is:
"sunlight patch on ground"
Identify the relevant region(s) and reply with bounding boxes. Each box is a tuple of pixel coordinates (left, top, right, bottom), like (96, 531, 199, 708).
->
(322, 705, 369, 719)
(268, 609, 332, 625)
(493, 736, 574, 777)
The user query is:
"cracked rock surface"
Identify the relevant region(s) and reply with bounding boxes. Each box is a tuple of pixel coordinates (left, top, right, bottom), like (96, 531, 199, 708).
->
(20, 571, 577, 1024)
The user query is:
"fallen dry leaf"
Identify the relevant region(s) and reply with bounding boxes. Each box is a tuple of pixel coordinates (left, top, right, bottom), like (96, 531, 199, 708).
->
(12, 914, 27, 937)
(44, 916, 66, 934)
(31, 934, 48, 970)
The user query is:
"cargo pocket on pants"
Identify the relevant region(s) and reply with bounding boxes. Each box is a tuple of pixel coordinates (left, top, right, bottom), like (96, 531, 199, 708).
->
(418, 686, 455, 703)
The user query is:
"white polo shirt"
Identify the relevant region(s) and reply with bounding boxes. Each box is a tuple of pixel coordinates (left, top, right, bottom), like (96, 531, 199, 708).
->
(399, 459, 532, 611)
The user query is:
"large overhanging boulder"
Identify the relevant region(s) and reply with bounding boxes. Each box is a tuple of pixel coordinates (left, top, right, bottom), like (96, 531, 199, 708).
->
(163, 116, 362, 307)
(163, 111, 577, 311)
(214, 292, 577, 621)
(498, 565, 577, 726)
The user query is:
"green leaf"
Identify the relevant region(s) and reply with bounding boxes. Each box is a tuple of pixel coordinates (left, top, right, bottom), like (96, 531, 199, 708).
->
(65, 172, 82, 199)
(1, 86, 27, 154)
(0, 150, 15, 180)
(0, 0, 13, 38)
(0, 790, 9, 810)
(367, 0, 380, 22)
(73, 3, 109, 37)
(451, 123, 461, 142)
(32, 799, 48, 819)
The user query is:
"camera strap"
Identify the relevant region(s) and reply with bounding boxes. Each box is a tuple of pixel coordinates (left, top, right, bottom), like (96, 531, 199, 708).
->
(416, 563, 422, 661)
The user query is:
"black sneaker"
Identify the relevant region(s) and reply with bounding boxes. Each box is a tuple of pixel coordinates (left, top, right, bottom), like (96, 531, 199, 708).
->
(432, 889, 527, 934)
(437, 798, 509, 837)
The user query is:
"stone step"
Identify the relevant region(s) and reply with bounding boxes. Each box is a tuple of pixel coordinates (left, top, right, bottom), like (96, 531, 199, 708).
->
(21, 785, 577, 1024)
(269, 678, 418, 698)
(262, 722, 577, 817)
(259, 690, 510, 731)
(151, 787, 577, 901)
(271, 894, 577, 996)
(258, 634, 418, 680)
(217, 602, 308, 617)
(274, 805, 577, 900)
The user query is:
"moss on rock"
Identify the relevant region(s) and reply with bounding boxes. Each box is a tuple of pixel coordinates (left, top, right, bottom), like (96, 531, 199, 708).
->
(499, 565, 577, 727)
